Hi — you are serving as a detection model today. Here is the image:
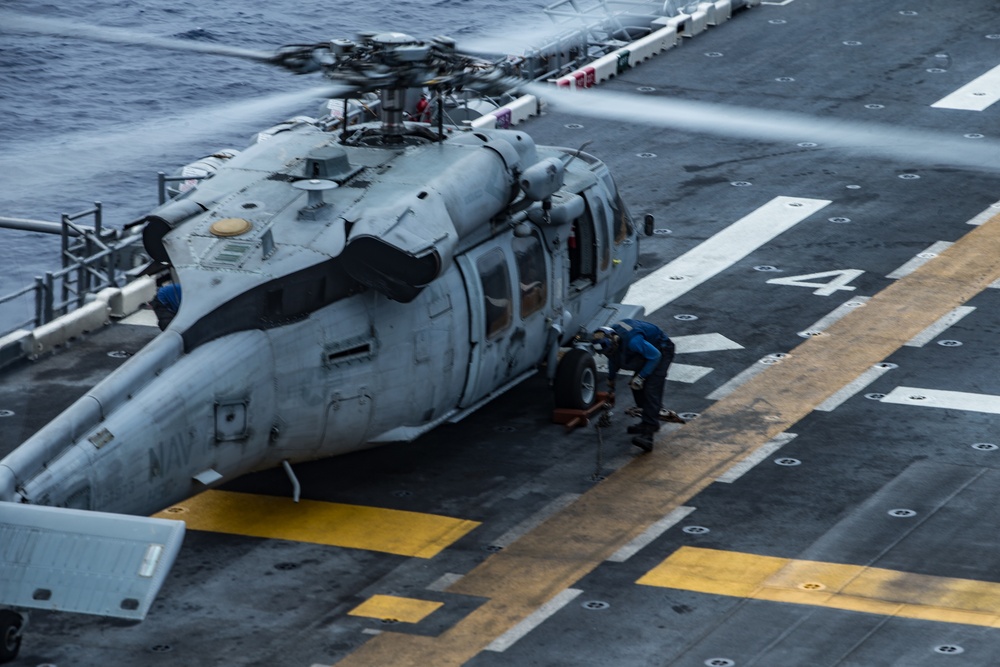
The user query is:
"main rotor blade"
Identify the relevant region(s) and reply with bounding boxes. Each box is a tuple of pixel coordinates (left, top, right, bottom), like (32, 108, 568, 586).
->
(458, 23, 582, 57)
(0, 84, 353, 215)
(526, 83, 1000, 174)
(0, 12, 274, 63)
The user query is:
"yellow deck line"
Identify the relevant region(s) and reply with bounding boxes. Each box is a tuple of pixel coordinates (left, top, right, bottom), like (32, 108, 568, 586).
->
(639, 546, 1000, 628)
(334, 213, 1000, 666)
(152, 490, 480, 559)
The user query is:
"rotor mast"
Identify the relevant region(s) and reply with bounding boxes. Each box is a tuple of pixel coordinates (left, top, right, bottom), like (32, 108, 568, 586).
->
(269, 31, 507, 142)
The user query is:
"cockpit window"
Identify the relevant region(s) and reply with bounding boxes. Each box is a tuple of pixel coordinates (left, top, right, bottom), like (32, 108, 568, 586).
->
(477, 248, 512, 339)
(182, 258, 363, 352)
(513, 234, 547, 318)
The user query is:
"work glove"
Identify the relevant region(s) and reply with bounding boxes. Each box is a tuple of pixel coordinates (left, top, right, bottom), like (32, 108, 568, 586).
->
(629, 375, 645, 391)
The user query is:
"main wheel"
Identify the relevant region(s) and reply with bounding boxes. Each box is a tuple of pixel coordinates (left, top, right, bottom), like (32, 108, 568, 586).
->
(554, 348, 598, 410)
(0, 610, 22, 664)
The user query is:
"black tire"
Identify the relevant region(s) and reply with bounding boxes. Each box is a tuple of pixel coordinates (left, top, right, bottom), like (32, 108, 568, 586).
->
(554, 348, 598, 410)
(0, 610, 22, 664)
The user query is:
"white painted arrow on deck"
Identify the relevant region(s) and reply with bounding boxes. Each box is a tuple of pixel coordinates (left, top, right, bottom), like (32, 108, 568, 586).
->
(596, 332, 743, 384)
(881, 387, 1000, 414)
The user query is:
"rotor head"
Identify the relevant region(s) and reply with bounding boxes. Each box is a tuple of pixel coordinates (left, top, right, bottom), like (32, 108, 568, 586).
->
(268, 32, 510, 97)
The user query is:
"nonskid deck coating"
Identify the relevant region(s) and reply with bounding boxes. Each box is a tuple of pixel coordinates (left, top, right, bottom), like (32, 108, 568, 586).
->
(4, 1, 1000, 665)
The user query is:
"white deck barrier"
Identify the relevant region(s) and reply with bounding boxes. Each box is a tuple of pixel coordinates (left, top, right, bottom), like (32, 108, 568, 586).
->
(497, 1, 751, 117)
(554, 72, 577, 89)
(589, 52, 622, 84)
(469, 114, 497, 129)
(0, 329, 31, 369)
(30, 299, 111, 358)
(710, 0, 733, 25)
(553, 21, 679, 88)
(470, 94, 541, 129)
(684, 4, 710, 36)
(627, 23, 680, 66)
(14, 277, 157, 361)
(108, 275, 156, 319)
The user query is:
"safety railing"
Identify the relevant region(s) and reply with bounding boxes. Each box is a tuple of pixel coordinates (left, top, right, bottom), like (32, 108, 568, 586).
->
(0, 204, 149, 339)
(157, 172, 209, 206)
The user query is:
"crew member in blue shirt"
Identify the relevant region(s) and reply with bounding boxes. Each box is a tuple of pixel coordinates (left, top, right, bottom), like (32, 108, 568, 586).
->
(592, 319, 684, 452)
(151, 282, 182, 331)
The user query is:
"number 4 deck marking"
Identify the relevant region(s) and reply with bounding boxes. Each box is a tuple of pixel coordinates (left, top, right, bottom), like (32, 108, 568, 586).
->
(767, 269, 865, 296)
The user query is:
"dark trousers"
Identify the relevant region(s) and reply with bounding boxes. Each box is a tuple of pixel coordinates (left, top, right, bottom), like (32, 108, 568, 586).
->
(152, 297, 176, 331)
(631, 340, 675, 432)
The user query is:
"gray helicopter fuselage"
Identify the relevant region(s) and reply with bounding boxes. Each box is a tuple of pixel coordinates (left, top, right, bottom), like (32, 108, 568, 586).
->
(0, 122, 639, 518)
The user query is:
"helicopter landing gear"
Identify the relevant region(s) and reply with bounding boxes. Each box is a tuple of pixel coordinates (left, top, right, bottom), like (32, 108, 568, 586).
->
(553, 348, 598, 410)
(0, 609, 24, 664)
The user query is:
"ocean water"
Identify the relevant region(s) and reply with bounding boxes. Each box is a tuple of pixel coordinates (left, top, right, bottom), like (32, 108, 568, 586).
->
(0, 0, 555, 329)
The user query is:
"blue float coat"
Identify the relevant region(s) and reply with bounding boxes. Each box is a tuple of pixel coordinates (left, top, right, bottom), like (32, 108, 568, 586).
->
(607, 319, 669, 379)
(156, 284, 182, 312)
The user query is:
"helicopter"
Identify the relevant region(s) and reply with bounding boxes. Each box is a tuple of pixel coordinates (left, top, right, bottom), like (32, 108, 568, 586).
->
(0, 26, 647, 661)
(6, 6, 1000, 663)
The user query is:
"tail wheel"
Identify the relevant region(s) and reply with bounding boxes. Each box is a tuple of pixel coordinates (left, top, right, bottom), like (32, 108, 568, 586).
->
(0, 610, 22, 664)
(554, 348, 598, 409)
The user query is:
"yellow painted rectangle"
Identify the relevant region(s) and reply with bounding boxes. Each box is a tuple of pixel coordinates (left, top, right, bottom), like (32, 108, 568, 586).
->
(349, 595, 444, 623)
(638, 544, 790, 597)
(639, 546, 1000, 628)
(152, 490, 479, 558)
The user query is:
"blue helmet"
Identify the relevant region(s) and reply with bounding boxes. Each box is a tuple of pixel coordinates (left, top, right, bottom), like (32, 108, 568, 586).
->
(592, 326, 617, 354)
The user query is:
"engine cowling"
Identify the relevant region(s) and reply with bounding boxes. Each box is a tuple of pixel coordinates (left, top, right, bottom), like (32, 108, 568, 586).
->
(340, 131, 540, 302)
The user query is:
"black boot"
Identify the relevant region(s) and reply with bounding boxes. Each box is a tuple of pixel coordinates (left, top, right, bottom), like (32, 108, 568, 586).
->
(631, 435, 654, 453)
(660, 409, 687, 424)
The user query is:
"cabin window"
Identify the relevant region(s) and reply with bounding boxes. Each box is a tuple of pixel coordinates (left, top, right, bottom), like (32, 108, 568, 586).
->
(588, 196, 611, 271)
(568, 212, 596, 285)
(477, 248, 512, 339)
(513, 234, 547, 318)
(611, 190, 632, 244)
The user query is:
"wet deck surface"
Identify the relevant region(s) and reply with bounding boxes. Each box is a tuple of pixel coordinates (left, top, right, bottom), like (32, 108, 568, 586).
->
(5, 0, 1000, 665)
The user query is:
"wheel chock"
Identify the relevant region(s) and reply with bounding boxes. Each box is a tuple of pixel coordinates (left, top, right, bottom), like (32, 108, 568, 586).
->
(552, 392, 614, 432)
